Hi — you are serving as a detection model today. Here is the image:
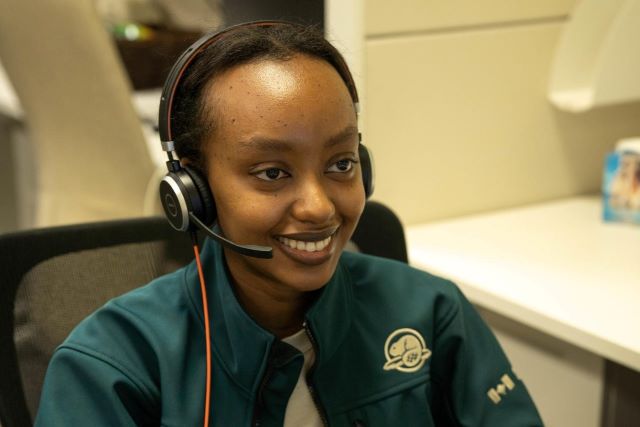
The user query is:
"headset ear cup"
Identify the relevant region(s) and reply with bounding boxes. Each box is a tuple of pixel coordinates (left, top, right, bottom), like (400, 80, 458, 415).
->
(159, 172, 191, 231)
(358, 143, 374, 199)
(184, 166, 216, 226)
(160, 168, 205, 231)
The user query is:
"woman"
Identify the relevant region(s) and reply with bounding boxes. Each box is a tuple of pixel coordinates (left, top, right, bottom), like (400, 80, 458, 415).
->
(35, 22, 543, 426)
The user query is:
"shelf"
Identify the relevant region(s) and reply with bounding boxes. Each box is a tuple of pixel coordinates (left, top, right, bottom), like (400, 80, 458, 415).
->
(548, 0, 640, 112)
(407, 196, 640, 371)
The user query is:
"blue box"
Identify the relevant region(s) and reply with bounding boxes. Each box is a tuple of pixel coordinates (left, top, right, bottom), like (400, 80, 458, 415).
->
(602, 150, 640, 225)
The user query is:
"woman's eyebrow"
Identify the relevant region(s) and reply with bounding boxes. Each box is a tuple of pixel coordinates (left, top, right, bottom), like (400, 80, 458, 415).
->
(325, 125, 359, 148)
(237, 137, 294, 153)
(236, 125, 359, 152)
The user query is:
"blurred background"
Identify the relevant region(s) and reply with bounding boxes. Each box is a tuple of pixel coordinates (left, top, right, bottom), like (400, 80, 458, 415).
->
(0, 0, 639, 426)
(2, 0, 640, 229)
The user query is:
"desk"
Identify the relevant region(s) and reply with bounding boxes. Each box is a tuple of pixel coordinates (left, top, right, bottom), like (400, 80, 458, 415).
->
(407, 196, 640, 371)
(407, 196, 640, 426)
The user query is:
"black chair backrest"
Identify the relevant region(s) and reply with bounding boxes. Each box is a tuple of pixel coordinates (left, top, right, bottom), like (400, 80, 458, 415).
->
(352, 201, 408, 263)
(0, 201, 406, 427)
(0, 217, 193, 427)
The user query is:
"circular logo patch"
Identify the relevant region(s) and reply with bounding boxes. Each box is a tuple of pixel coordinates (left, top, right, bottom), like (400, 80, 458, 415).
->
(383, 328, 431, 373)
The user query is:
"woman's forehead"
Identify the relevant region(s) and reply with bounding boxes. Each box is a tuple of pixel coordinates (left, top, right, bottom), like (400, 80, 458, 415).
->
(203, 55, 357, 146)
(209, 56, 352, 113)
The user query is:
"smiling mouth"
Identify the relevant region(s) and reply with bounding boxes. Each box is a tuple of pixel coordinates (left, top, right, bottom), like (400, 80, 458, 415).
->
(276, 234, 333, 252)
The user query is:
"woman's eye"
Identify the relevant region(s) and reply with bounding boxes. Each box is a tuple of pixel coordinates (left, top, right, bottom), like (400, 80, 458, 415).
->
(327, 159, 354, 173)
(255, 168, 289, 181)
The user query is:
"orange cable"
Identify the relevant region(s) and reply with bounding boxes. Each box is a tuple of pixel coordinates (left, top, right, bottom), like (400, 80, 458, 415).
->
(193, 243, 212, 427)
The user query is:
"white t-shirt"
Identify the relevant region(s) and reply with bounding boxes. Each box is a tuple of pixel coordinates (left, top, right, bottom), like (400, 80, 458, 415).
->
(282, 329, 324, 427)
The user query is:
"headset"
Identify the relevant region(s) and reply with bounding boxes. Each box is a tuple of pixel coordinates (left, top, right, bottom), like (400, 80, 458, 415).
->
(157, 21, 374, 259)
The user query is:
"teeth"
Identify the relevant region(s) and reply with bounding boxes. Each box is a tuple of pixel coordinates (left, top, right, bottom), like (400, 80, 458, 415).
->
(278, 235, 333, 252)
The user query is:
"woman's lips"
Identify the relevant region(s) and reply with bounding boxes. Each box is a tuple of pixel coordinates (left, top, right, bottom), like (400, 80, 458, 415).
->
(274, 229, 338, 265)
(277, 235, 332, 252)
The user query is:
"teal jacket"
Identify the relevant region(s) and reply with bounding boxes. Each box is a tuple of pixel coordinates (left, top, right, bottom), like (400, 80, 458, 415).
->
(35, 239, 543, 426)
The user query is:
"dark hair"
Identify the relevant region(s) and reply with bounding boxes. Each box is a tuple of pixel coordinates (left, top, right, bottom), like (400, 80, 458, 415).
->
(171, 22, 358, 172)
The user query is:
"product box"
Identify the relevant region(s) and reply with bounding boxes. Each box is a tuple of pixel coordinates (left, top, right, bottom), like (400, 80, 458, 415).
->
(602, 138, 640, 225)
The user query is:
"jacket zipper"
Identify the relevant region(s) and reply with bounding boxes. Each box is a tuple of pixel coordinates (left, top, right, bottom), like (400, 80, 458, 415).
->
(251, 357, 275, 427)
(303, 321, 330, 427)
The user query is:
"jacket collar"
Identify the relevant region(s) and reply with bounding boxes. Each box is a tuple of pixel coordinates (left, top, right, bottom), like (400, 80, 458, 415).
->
(185, 238, 353, 395)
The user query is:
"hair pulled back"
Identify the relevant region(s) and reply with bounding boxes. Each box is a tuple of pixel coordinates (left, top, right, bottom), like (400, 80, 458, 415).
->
(171, 23, 357, 172)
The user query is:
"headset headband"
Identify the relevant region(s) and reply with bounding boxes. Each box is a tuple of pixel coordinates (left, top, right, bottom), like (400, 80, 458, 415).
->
(158, 20, 360, 152)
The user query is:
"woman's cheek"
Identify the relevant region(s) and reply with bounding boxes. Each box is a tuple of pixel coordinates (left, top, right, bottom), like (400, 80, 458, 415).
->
(218, 190, 288, 237)
(336, 179, 366, 219)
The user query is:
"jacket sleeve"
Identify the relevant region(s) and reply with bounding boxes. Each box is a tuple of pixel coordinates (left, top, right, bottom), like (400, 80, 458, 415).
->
(430, 285, 545, 427)
(34, 345, 159, 426)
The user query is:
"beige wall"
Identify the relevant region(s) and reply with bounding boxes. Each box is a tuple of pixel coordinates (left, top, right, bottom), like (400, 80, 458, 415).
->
(366, 0, 574, 35)
(364, 0, 640, 225)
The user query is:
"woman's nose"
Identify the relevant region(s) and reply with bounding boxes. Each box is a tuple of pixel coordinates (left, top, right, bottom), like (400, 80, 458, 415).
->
(291, 176, 336, 224)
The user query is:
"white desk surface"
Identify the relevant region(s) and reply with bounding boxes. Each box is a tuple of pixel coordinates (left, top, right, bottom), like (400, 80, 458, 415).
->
(407, 196, 640, 371)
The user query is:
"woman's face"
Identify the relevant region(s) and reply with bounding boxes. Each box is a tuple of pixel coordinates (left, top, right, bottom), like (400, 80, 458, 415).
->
(203, 54, 365, 298)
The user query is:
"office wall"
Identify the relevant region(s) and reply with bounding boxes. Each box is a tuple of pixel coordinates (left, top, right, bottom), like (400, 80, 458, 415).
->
(364, 0, 640, 225)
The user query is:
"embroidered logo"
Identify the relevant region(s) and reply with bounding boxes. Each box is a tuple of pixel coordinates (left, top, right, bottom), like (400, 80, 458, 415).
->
(487, 374, 516, 404)
(383, 328, 431, 373)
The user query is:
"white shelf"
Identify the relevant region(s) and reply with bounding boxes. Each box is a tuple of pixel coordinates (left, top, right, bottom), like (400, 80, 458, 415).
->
(548, 0, 640, 112)
(407, 196, 640, 371)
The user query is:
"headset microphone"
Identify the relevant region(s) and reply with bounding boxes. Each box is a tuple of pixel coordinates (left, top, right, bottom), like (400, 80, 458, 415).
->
(188, 213, 273, 258)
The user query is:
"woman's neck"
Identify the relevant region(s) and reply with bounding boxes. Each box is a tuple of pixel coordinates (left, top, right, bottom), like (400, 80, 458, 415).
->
(220, 247, 325, 338)
(232, 279, 317, 338)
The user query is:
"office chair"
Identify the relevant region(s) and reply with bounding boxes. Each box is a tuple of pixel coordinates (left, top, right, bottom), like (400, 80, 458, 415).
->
(351, 201, 408, 263)
(0, 217, 194, 427)
(0, 201, 406, 427)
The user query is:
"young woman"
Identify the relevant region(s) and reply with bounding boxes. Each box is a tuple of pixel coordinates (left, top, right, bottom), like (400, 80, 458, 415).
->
(35, 22, 543, 426)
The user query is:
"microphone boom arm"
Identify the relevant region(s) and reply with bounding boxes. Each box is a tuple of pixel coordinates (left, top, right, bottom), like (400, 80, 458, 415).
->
(189, 213, 273, 259)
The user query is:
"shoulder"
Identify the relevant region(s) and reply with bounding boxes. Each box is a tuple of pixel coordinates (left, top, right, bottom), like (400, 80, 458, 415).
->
(102, 264, 195, 325)
(340, 251, 459, 296)
(339, 251, 463, 320)
(58, 263, 198, 376)
(71, 265, 192, 337)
